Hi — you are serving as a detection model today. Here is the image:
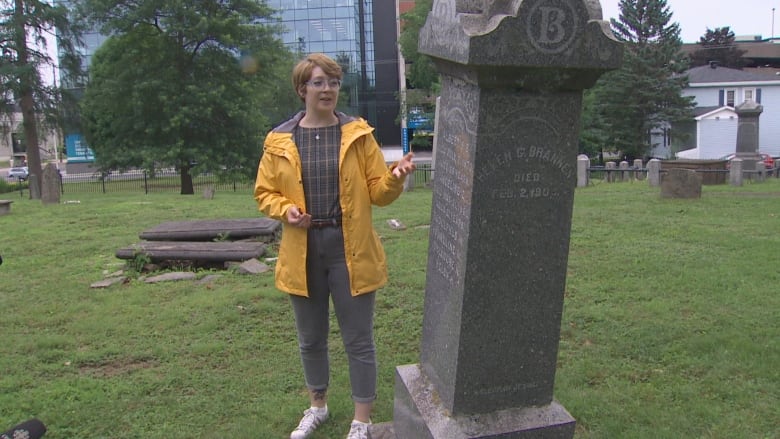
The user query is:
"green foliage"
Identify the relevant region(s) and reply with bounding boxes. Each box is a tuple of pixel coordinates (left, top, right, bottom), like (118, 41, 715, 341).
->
(0, 179, 13, 194)
(688, 27, 746, 69)
(77, 0, 298, 189)
(579, 88, 608, 159)
(0, 0, 83, 117)
(582, 0, 694, 160)
(1, 182, 778, 438)
(0, 178, 27, 194)
(0, 0, 85, 197)
(398, 0, 438, 91)
(130, 250, 151, 273)
(410, 133, 432, 150)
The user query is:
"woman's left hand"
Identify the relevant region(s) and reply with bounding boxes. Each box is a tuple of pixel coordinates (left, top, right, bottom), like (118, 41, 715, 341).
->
(392, 152, 416, 178)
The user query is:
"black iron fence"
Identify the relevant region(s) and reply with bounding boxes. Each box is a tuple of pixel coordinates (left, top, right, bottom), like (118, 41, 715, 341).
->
(56, 169, 254, 194)
(3, 164, 436, 196)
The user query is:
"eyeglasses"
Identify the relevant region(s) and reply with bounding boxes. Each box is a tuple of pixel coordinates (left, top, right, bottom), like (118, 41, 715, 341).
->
(306, 78, 342, 90)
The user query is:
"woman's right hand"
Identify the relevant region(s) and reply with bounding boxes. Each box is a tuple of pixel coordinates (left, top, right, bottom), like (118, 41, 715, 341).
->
(287, 206, 312, 228)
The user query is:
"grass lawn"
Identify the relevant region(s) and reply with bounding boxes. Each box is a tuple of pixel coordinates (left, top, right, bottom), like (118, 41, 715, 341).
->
(0, 178, 777, 438)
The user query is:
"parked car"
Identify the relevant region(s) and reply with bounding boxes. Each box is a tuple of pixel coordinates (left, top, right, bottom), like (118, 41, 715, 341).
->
(721, 153, 775, 170)
(8, 166, 29, 180)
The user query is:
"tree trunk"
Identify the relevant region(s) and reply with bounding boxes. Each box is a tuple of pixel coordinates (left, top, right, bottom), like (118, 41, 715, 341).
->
(180, 164, 194, 195)
(14, 0, 43, 199)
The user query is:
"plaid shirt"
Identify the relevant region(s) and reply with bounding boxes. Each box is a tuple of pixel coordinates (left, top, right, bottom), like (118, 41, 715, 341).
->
(294, 124, 342, 219)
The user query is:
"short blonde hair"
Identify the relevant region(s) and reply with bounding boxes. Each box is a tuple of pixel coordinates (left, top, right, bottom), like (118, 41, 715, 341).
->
(292, 53, 343, 102)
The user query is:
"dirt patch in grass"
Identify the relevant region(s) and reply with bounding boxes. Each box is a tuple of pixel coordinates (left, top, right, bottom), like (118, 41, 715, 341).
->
(79, 357, 159, 378)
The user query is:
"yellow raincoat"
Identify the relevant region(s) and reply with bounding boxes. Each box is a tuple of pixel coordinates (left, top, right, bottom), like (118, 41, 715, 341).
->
(254, 111, 405, 297)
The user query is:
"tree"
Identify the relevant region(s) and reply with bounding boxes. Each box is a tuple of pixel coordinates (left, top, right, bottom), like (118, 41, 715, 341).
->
(689, 27, 745, 69)
(582, 0, 694, 160)
(77, 0, 296, 194)
(398, 0, 438, 115)
(0, 0, 83, 198)
(399, 0, 437, 91)
(579, 87, 610, 162)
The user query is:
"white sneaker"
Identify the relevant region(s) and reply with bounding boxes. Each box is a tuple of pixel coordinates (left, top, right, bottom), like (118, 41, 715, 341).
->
(346, 420, 371, 439)
(290, 407, 329, 439)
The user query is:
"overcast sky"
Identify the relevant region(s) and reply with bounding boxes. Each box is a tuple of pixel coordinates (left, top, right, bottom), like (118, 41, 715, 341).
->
(599, 0, 780, 43)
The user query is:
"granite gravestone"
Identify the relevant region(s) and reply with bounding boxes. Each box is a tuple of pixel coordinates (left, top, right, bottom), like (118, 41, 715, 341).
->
(41, 163, 61, 205)
(391, 1, 622, 438)
(734, 101, 763, 178)
(660, 168, 702, 199)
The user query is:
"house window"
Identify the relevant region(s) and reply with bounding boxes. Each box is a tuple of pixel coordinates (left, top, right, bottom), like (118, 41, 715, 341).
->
(726, 89, 736, 106)
(744, 88, 755, 102)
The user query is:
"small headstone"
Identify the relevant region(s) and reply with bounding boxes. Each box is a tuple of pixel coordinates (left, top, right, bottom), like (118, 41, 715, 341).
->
(605, 161, 616, 182)
(0, 200, 12, 216)
(203, 186, 215, 199)
(576, 155, 589, 187)
(41, 163, 61, 205)
(647, 159, 661, 187)
(730, 158, 743, 186)
(755, 161, 766, 182)
(661, 168, 702, 198)
(619, 161, 630, 182)
(403, 174, 415, 192)
(633, 159, 645, 180)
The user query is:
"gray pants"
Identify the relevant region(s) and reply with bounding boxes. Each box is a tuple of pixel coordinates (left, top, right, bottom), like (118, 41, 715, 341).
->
(289, 226, 377, 403)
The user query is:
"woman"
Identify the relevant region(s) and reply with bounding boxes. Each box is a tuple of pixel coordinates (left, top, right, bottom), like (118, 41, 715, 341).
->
(253, 53, 415, 439)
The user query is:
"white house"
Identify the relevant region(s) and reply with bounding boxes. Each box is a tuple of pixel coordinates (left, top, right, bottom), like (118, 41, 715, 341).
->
(671, 63, 780, 159)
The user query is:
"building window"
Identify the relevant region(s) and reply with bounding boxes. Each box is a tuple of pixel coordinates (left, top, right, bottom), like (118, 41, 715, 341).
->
(726, 89, 736, 107)
(744, 88, 755, 102)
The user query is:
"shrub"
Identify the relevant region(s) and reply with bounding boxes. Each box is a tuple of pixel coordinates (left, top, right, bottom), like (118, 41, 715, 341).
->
(411, 133, 433, 151)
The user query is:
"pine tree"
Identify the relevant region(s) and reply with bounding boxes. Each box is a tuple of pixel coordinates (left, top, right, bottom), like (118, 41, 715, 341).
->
(582, 0, 694, 160)
(0, 0, 83, 199)
(689, 27, 746, 69)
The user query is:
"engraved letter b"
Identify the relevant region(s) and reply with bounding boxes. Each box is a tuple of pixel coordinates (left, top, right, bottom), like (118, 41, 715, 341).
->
(538, 7, 565, 44)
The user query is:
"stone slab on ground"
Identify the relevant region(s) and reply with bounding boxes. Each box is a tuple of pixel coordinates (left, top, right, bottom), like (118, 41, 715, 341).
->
(0, 200, 12, 216)
(116, 241, 266, 262)
(139, 218, 280, 241)
(144, 272, 197, 283)
(90, 276, 128, 289)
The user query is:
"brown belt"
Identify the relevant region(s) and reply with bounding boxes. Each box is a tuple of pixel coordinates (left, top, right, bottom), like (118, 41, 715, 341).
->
(309, 217, 342, 229)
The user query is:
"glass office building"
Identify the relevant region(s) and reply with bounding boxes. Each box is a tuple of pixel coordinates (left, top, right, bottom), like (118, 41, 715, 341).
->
(267, 0, 401, 146)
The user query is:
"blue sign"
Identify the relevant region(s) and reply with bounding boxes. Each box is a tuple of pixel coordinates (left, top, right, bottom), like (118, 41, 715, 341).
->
(65, 134, 95, 163)
(401, 128, 411, 154)
(407, 113, 433, 131)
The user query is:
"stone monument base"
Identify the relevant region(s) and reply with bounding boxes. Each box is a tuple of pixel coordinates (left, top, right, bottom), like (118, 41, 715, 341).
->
(392, 364, 575, 439)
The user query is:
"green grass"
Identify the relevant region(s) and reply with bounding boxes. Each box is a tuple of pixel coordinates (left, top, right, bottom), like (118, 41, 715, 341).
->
(0, 180, 778, 438)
